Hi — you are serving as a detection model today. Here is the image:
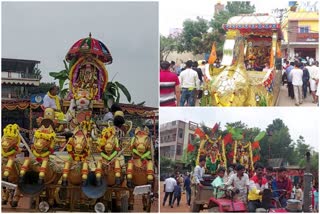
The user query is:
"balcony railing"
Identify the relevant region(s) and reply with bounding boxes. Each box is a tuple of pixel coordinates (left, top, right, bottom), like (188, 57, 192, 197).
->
(1, 71, 41, 80)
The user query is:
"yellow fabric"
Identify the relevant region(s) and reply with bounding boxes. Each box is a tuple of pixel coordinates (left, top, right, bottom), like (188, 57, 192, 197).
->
(114, 111, 124, 117)
(248, 187, 262, 201)
(47, 92, 61, 111)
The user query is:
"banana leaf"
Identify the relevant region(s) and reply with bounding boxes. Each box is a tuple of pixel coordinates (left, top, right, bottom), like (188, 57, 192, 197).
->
(254, 131, 266, 142)
(115, 81, 131, 102)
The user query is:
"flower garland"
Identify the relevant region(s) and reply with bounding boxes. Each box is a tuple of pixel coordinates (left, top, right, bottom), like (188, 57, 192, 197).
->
(233, 140, 238, 163)
(34, 129, 56, 141)
(221, 138, 227, 167)
(47, 91, 61, 111)
(3, 124, 20, 139)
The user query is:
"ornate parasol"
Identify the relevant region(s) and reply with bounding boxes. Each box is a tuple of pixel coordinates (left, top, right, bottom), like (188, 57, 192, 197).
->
(65, 33, 113, 64)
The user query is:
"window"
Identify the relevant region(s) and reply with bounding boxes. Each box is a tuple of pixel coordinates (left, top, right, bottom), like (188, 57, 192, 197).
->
(176, 145, 182, 156)
(178, 128, 184, 138)
(299, 26, 309, 33)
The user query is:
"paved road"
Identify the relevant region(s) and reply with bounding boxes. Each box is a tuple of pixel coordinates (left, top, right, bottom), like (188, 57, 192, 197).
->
(277, 84, 318, 107)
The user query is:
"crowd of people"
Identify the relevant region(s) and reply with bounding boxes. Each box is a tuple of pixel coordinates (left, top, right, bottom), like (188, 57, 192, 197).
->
(163, 171, 191, 208)
(162, 157, 319, 212)
(160, 57, 320, 107)
(160, 59, 209, 107)
(283, 58, 320, 106)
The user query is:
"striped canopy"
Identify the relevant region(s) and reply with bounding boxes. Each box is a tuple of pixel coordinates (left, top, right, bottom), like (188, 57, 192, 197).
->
(66, 33, 113, 64)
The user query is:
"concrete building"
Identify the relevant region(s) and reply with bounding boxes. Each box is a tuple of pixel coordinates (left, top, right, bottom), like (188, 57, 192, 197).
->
(160, 120, 199, 162)
(281, 10, 319, 61)
(2, 58, 41, 100)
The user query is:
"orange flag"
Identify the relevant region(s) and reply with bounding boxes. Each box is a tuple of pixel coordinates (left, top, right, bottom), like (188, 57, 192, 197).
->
(269, 49, 274, 68)
(276, 42, 281, 58)
(208, 43, 217, 64)
(194, 128, 205, 139)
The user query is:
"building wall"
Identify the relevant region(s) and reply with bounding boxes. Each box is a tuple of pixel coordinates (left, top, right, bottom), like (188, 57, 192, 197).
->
(281, 11, 319, 60)
(160, 120, 199, 162)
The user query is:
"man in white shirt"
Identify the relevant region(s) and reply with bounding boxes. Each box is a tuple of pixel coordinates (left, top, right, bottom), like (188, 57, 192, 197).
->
(225, 164, 250, 203)
(308, 62, 319, 103)
(163, 175, 177, 207)
(289, 61, 304, 106)
(179, 60, 200, 106)
(193, 156, 206, 187)
(43, 85, 60, 110)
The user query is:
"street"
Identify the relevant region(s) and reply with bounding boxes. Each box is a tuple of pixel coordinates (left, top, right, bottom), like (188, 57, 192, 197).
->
(160, 181, 210, 213)
(277, 84, 318, 106)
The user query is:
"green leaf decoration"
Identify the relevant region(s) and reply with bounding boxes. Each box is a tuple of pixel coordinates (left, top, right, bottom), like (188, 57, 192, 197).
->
(115, 81, 131, 103)
(254, 131, 266, 142)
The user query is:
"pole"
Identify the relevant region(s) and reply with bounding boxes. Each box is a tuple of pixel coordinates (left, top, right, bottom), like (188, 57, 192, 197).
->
(302, 152, 313, 212)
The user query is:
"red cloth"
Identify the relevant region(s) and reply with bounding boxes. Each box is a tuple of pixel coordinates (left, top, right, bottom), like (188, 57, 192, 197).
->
(212, 123, 219, 134)
(251, 175, 268, 185)
(160, 70, 180, 106)
(187, 143, 195, 152)
(194, 128, 205, 138)
(276, 177, 293, 198)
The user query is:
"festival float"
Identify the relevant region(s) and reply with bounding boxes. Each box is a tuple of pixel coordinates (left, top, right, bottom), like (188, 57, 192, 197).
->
(201, 13, 283, 106)
(187, 123, 264, 212)
(1, 34, 157, 212)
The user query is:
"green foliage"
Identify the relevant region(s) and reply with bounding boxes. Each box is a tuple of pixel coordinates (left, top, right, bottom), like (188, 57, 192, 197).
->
(28, 82, 55, 94)
(103, 80, 132, 109)
(160, 35, 177, 61)
(259, 119, 294, 165)
(183, 137, 201, 169)
(209, 1, 255, 56)
(177, 17, 210, 55)
(49, 59, 76, 98)
(160, 156, 176, 174)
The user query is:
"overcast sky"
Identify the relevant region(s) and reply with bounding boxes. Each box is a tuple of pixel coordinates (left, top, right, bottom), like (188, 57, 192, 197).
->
(2, 1, 159, 107)
(160, 0, 290, 36)
(160, 107, 320, 152)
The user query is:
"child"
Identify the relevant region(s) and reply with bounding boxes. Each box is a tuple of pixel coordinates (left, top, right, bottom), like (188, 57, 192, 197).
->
(314, 187, 319, 212)
(171, 180, 181, 208)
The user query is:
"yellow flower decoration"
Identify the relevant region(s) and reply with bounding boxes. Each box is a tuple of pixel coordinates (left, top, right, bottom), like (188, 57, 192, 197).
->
(66, 144, 73, 152)
(3, 124, 20, 141)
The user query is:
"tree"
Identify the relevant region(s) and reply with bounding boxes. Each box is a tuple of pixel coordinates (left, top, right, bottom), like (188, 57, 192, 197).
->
(160, 156, 176, 175)
(259, 119, 295, 165)
(177, 17, 210, 55)
(160, 35, 177, 61)
(28, 82, 55, 95)
(210, 1, 255, 56)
